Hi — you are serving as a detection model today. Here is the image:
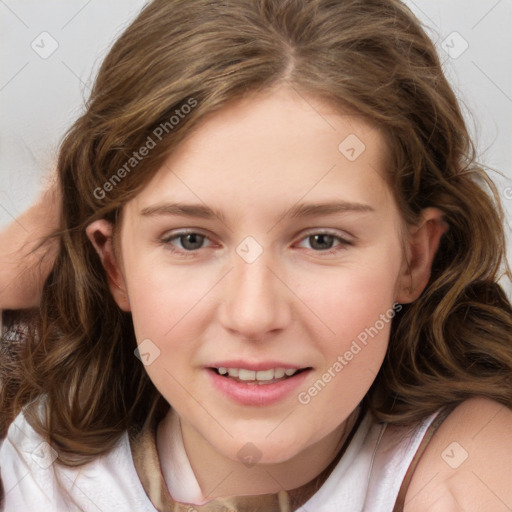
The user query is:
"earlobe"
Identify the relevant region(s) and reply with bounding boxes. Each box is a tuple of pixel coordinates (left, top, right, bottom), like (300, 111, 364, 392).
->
(85, 219, 131, 311)
(395, 208, 448, 304)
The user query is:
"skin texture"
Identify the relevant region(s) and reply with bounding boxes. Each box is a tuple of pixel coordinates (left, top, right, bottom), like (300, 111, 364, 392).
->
(0, 174, 59, 310)
(87, 85, 447, 499)
(403, 396, 512, 512)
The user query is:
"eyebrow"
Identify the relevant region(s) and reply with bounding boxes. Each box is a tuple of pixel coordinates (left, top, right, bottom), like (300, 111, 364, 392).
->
(139, 200, 375, 223)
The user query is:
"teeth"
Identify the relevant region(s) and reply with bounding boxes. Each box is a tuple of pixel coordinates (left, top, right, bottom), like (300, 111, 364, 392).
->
(274, 368, 285, 379)
(238, 369, 256, 381)
(215, 367, 300, 381)
(255, 369, 274, 381)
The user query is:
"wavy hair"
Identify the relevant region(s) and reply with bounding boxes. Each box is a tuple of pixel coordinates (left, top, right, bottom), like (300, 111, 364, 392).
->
(2, 0, 512, 464)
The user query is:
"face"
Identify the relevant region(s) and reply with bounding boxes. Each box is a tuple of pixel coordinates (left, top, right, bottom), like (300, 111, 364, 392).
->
(106, 86, 412, 465)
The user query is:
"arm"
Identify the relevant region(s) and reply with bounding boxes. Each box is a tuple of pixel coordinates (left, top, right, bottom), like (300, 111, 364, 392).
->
(404, 397, 512, 512)
(0, 173, 60, 310)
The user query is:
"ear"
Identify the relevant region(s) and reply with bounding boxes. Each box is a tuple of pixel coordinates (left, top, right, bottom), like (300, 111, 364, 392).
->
(85, 219, 131, 311)
(395, 208, 448, 304)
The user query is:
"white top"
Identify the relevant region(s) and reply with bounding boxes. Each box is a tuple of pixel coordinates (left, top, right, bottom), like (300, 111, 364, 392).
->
(0, 406, 441, 511)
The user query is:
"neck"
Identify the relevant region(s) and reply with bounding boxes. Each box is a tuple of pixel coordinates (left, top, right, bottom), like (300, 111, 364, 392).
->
(158, 406, 361, 501)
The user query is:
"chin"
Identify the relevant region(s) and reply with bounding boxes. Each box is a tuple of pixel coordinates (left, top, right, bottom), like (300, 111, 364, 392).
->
(220, 434, 310, 466)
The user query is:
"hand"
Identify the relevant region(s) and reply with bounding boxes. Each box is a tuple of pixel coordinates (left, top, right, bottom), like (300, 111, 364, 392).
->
(0, 169, 61, 310)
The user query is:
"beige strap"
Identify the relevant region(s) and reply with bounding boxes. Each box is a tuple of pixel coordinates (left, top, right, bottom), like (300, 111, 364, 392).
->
(129, 405, 366, 512)
(392, 405, 456, 512)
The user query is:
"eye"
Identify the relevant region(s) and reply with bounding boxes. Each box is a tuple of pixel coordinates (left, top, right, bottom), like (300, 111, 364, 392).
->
(160, 229, 352, 258)
(296, 231, 352, 254)
(161, 230, 212, 255)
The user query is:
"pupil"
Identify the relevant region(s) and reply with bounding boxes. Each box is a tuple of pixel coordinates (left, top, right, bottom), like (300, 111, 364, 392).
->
(182, 233, 203, 250)
(311, 234, 334, 250)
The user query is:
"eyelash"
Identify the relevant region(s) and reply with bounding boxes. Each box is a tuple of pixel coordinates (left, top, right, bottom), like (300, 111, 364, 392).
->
(160, 229, 353, 258)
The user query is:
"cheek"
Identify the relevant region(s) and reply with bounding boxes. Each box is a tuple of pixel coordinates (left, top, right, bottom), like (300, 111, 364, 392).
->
(294, 284, 395, 441)
(124, 265, 207, 409)
(124, 262, 220, 406)
(292, 255, 400, 403)
(125, 260, 210, 339)
(296, 256, 401, 341)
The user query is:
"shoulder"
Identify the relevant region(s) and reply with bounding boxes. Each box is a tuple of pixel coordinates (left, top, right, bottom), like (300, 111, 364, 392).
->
(0, 407, 149, 511)
(0, 408, 60, 510)
(404, 397, 512, 512)
(1, 404, 51, 463)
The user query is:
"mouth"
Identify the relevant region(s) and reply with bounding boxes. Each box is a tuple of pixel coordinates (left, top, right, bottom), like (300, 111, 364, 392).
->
(209, 366, 311, 385)
(206, 362, 312, 406)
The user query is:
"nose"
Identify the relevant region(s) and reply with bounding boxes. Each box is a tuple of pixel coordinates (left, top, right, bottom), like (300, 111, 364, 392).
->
(218, 252, 292, 341)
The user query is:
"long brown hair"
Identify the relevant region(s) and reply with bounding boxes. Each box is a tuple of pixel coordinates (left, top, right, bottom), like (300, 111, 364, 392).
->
(2, 0, 512, 465)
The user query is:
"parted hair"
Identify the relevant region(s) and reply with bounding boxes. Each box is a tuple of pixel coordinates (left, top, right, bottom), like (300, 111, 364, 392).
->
(2, 0, 512, 465)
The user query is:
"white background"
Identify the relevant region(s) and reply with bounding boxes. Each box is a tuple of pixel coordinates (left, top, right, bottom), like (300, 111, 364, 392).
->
(1, 0, 511, 281)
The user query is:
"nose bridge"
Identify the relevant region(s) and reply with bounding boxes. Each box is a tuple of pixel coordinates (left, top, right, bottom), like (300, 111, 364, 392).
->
(220, 245, 290, 339)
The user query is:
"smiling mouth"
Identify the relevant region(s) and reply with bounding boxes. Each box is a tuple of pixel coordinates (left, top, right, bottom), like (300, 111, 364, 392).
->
(210, 366, 311, 385)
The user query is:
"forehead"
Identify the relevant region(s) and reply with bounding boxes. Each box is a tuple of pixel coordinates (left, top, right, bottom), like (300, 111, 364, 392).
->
(126, 86, 394, 222)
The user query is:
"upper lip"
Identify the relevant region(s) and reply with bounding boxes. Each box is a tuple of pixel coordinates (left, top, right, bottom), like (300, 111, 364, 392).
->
(207, 360, 310, 371)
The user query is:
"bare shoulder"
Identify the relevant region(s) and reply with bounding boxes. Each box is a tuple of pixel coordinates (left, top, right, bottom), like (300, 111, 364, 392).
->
(403, 397, 512, 512)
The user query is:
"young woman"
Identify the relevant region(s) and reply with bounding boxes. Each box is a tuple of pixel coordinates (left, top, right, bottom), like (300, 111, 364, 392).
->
(1, 0, 511, 510)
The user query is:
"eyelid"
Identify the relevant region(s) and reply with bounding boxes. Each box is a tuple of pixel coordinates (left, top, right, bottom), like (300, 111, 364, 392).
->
(162, 228, 212, 240)
(294, 229, 353, 253)
(160, 227, 354, 258)
(162, 227, 210, 239)
(298, 227, 354, 242)
(160, 228, 352, 243)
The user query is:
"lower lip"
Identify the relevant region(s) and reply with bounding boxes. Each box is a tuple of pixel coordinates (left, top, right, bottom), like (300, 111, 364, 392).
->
(207, 369, 311, 406)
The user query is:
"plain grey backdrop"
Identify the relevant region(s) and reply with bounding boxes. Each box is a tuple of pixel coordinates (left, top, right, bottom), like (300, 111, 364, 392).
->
(1, 0, 511, 289)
